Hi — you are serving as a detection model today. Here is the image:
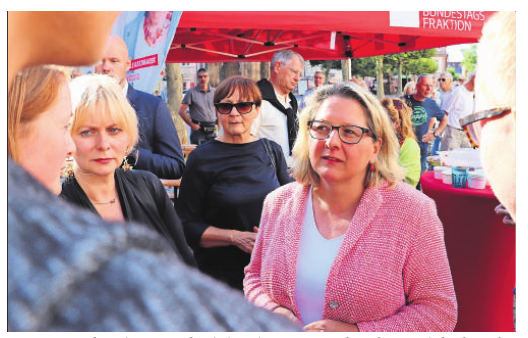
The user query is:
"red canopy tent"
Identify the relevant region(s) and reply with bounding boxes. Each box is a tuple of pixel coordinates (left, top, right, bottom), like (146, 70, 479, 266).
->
(167, 11, 497, 63)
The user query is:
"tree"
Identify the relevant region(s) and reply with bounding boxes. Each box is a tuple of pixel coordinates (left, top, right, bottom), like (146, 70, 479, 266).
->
(406, 58, 438, 77)
(165, 63, 189, 145)
(446, 67, 459, 82)
(384, 49, 437, 96)
(461, 44, 477, 73)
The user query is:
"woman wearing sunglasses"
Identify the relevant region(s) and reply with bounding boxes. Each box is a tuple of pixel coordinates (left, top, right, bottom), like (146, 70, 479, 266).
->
(244, 83, 456, 332)
(380, 98, 421, 187)
(176, 76, 292, 291)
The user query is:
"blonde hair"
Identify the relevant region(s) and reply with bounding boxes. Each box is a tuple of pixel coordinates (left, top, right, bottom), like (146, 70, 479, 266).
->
(476, 11, 515, 115)
(69, 74, 138, 148)
(403, 81, 416, 95)
(8, 65, 69, 161)
(380, 98, 416, 140)
(292, 83, 405, 188)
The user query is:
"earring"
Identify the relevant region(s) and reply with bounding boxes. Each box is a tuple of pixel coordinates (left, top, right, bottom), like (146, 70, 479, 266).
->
(63, 157, 74, 178)
(369, 162, 375, 172)
(122, 147, 132, 171)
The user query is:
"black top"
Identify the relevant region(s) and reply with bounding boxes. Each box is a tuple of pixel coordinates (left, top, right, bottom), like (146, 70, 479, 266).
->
(8, 158, 300, 332)
(60, 168, 195, 266)
(176, 138, 292, 289)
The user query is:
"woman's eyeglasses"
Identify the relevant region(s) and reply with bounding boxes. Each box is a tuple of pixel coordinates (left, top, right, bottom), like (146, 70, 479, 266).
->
(459, 107, 513, 148)
(214, 102, 255, 115)
(308, 120, 371, 144)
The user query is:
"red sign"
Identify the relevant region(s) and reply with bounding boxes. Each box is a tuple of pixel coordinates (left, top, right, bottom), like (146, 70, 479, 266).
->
(129, 54, 159, 71)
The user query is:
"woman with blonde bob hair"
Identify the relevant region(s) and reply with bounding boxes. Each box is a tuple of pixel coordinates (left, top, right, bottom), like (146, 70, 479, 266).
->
(380, 97, 421, 187)
(60, 74, 195, 266)
(244, 83, 456, 332)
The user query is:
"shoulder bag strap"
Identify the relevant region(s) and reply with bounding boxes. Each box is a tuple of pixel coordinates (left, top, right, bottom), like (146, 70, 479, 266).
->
(262, 138, 277, 173)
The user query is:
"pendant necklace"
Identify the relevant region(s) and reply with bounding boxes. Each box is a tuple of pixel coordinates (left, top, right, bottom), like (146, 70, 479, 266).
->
(91, 193, 118, 205)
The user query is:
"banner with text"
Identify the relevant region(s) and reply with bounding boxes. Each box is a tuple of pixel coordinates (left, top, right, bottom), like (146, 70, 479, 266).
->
(111, 11, 182, 94)
(390, 11, 488, 33)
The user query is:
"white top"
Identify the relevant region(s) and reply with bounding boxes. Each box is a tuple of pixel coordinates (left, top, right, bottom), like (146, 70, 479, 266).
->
(294, 189, 344, 325)
(251, 88, 293, 166)
(440, 88, 455, 111)
(445, 85, 474, 129)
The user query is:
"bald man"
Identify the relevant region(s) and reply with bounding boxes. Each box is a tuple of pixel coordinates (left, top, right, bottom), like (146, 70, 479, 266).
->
(95, 35, 185, 179)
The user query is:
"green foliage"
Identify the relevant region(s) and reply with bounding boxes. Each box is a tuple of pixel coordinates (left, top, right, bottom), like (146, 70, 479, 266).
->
(461, 44, 477, 73)
(406, 58, 438, 75)
(447, 67, 459, 81)
(309, 60, 343, 70)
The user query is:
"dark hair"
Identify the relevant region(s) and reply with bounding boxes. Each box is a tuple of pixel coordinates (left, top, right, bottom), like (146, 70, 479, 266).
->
(197, 68, 208, 75)
(213, 76, 262, 107)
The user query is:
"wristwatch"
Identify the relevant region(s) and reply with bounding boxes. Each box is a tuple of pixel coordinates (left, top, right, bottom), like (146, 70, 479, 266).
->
(433, 130, 440, 138)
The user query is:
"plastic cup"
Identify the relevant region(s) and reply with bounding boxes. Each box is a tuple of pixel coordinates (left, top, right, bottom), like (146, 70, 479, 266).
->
(451, 165, 469, 188)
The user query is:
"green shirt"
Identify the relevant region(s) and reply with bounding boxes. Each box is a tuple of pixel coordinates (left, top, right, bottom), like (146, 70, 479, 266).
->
(399, 137, 421, 187)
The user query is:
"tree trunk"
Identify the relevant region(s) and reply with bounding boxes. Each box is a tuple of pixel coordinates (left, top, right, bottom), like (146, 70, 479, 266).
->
(398, 58, 403, 96)
(221, 62, 241, 81)
(260, 61, 270, 80)
(343, 59, 350, 82)
(207, 63, 222, 87)
(376, 58, 385, 99)
(165, 63, 189, 145)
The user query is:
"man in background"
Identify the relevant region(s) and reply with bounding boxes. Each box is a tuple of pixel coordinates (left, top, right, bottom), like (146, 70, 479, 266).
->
(441, 71, 476, 151)
(300, 70, 325, 109)
(95, 35, 185, 179)
(252, 50, 305, 166)
(405, 74, 448, 174)
(178, 68, 217, 145)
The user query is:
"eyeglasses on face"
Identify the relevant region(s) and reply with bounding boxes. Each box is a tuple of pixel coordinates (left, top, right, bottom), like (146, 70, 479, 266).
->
(283, 64, 303, 78)
(459, 107, 513, 148)
(214, 102, 255, 115)
(308, 120, 371, 145)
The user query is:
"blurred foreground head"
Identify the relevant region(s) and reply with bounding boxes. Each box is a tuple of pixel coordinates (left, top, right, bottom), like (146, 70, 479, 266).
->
(8, 11, 119, 86)
(475, 11, 516, 222)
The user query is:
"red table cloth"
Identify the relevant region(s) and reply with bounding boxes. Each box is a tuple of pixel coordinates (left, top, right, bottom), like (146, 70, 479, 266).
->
(420, 171, 515, 332)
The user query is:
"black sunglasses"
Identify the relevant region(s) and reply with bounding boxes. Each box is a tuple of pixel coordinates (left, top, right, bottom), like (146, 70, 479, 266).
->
(215, 102, 255, 115)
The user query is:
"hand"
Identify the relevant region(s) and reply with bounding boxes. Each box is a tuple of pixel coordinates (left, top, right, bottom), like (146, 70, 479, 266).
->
(422, 132, 436, 143)
(230, 230, 257, 254)
(495, 204, 516, 226)
(303, 319, 359, 332)
(273, 306, 301, 325)
(191, 123, 201, 131)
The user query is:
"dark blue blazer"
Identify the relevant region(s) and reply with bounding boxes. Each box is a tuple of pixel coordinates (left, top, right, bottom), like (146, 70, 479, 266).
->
(127, 85, 185, 179)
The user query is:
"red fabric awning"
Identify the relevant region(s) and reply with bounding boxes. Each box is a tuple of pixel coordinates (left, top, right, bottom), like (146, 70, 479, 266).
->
(166, 11, 497, 63)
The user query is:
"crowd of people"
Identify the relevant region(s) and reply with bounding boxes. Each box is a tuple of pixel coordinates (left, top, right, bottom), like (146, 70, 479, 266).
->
(7, 11, 515, 333)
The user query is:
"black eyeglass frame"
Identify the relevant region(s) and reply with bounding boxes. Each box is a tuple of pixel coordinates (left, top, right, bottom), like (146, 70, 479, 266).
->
(214, 102, 256, 115)
(307, 120, 371, 145)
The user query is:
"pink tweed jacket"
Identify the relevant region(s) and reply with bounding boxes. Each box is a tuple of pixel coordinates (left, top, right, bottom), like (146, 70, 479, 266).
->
(244, 181, 457, 332)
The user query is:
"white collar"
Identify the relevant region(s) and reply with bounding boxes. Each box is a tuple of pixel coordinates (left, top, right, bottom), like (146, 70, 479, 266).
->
(123, 81, 129, 96)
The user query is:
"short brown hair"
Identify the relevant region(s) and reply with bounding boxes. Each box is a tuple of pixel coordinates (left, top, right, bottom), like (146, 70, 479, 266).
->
(213, 76, 262, 107)
(8, 65, 69, 161)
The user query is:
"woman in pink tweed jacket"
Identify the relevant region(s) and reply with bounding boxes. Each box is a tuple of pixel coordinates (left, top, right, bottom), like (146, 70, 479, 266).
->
(243, 83, 457, 332)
